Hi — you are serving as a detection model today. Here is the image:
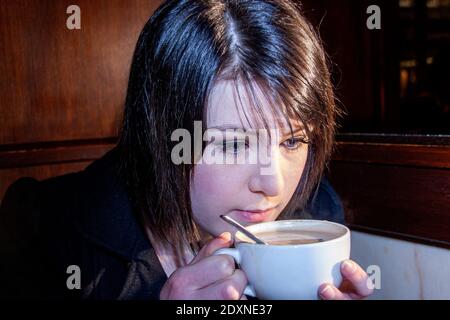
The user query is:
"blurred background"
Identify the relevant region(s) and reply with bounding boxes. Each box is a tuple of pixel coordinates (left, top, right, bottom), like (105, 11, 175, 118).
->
(0, 0, 449, 299)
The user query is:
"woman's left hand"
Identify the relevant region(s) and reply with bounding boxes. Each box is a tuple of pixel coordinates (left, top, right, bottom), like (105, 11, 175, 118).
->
(318, 259, 374, 300)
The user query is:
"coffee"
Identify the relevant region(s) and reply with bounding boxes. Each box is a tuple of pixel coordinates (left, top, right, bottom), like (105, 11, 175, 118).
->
(255, 229, 336, 245)
(267, 238, 322, 245)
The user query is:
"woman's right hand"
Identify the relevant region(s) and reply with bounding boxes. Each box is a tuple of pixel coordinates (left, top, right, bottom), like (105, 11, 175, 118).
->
(159, 232, 248, 300)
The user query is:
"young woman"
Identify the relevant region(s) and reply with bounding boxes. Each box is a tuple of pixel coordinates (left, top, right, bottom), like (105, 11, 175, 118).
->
(0, 0, 373, 300)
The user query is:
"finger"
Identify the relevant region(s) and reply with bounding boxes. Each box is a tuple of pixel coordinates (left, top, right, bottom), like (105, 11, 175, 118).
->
(194, 269, 248, 300)
(180, 254, 236, 290)
(340, 260, 374, 298)
(191, 232, 232, 264)
(318, 283, 351, 300)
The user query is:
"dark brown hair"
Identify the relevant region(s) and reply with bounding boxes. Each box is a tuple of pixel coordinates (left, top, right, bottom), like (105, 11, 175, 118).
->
(116, 0, 340, 255)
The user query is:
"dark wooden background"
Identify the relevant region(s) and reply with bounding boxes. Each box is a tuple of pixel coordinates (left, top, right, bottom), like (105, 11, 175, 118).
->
(0, 0, 162, 198)
(300, 0, 450, 248)
(1, 0, 449, 248)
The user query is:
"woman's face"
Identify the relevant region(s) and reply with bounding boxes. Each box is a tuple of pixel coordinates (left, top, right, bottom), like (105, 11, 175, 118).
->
(190, 80, 309, 238)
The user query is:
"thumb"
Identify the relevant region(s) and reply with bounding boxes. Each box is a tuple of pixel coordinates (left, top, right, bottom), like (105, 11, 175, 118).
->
(191, 232, 233, 264)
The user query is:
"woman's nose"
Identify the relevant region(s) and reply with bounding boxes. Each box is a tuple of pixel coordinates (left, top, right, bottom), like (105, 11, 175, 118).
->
(248, 148, 284, 197)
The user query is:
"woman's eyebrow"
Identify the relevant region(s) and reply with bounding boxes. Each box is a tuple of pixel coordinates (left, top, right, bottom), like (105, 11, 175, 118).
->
(282, 127, 306, 137)
(208, 125, 250, 131)
(207, 125, 257, 136)
(207, 125, 306, 137)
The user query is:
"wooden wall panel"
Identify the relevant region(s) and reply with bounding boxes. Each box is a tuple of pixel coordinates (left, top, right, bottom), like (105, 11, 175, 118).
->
(0, 138, 116, 169)
(300, 0, 385, 131)
(328, 141, 450, 248)
(0, 0, 162, 145)
(0, 0, 162, 201)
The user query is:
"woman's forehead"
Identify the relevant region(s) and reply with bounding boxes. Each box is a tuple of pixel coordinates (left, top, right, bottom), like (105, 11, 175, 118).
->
(206, 79, 303, 131)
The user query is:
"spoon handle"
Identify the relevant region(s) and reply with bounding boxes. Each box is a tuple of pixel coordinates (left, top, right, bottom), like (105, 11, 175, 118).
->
(220, 215, 268, 245)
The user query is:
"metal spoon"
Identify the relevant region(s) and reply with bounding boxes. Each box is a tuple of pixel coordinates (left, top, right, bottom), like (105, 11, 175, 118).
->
(220, 215, 268, 245)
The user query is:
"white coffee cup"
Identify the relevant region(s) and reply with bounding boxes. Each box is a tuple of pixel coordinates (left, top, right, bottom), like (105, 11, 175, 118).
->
(214, 219, 351, 300)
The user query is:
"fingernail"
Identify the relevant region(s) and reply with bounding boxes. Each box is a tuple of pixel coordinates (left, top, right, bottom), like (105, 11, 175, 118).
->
(219, 232, 231, 242)
(343, 260, 356, 273)
(320, 285, 334, 299)
(225, 285, 240, 300)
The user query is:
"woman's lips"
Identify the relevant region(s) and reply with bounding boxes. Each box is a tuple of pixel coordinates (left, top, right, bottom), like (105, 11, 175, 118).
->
(233, 208, 276, 223)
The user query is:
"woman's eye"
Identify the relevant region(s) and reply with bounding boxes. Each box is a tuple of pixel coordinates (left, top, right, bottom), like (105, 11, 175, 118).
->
(281, 136, 308, 151)
(222, 140, 247, 154)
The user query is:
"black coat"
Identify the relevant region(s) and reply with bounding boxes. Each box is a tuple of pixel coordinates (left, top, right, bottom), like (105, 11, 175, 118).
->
(0, 148, 344, 300)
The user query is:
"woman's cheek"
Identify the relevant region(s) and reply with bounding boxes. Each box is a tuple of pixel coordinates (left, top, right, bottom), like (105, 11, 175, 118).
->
(192, 164, 243, 207)
(190, 165, 245, 236)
